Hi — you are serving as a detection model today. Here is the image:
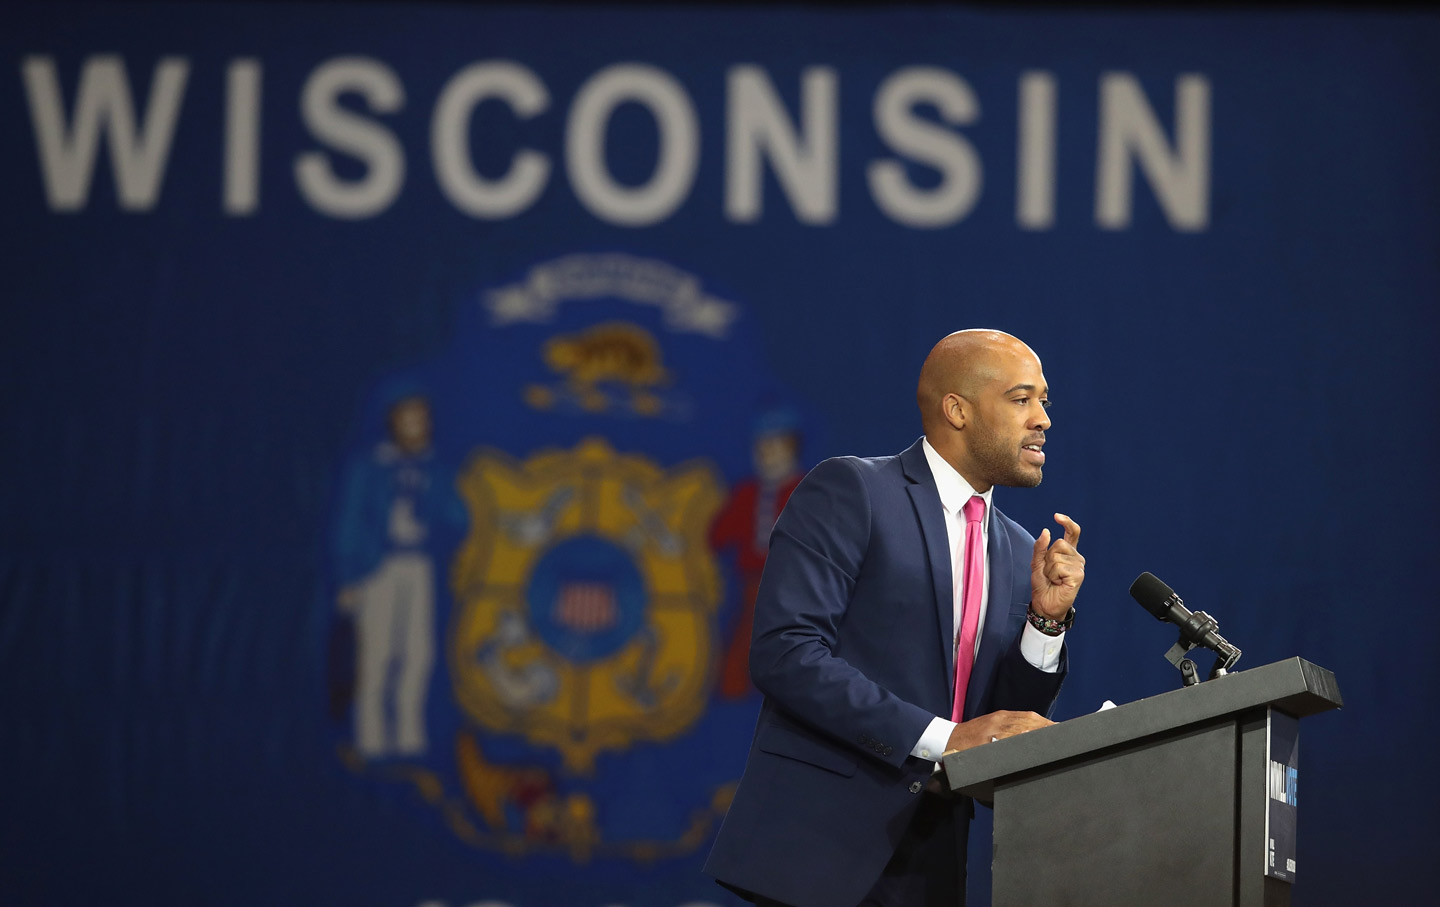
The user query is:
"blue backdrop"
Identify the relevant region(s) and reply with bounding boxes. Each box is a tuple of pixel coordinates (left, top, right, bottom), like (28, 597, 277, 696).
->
(3, 3, 1438, 905)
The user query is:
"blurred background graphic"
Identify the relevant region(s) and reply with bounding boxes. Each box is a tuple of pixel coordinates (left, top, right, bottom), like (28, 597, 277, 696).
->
(3, 2, 1437, 904)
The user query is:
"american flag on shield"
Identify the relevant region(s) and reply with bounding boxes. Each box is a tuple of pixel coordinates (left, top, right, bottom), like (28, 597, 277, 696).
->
(552, 581, 619, 633)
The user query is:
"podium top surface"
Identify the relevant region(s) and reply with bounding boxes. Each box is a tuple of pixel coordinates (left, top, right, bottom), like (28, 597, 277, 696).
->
(943, 656, 1342, 800)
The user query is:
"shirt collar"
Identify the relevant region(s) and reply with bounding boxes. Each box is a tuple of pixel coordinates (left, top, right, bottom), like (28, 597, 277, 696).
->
(921, 437, 993, 526)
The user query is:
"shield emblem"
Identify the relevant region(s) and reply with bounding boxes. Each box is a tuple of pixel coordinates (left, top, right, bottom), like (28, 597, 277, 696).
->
(450, 437, 723, 774)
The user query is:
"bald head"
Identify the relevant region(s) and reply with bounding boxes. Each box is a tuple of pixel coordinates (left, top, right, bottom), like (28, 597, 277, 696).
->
(917, 330, 1051, 491)
(917, 330, 1040, 433)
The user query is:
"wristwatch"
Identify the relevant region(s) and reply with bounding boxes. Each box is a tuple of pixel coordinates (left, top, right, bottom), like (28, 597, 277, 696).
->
(1026, 605, 1075, 636)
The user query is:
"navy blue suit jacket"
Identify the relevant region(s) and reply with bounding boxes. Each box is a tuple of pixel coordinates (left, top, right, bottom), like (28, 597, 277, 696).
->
(704, 439, 1067, 907)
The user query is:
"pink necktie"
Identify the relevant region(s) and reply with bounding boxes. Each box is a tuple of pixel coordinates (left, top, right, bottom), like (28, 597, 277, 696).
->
(950, 495, 986, 722)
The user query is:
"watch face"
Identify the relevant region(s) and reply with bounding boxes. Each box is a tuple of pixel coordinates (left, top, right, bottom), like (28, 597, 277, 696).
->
(1026, 607, 1071, 635)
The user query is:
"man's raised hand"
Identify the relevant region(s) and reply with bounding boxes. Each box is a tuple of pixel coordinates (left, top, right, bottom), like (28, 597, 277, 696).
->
(1030, 513, 1084, 620)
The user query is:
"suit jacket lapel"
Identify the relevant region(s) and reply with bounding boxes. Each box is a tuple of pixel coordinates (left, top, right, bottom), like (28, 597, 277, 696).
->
(900, 439, 958, 696)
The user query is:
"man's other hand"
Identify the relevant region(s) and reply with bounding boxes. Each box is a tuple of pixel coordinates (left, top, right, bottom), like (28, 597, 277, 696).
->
(943, 710, 1054, 754)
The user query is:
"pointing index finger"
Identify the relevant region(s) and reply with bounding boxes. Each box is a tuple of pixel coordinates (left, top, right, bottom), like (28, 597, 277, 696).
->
(1030, 528, 1050, 570)
(1054, 513, 1081, 547)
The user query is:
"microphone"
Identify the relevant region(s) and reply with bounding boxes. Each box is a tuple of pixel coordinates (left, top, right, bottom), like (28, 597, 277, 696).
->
(1129, 572, 1241, 663)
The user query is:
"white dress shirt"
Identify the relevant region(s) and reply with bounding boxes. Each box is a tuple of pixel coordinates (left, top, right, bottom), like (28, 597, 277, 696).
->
(910, 438, 1065, 763)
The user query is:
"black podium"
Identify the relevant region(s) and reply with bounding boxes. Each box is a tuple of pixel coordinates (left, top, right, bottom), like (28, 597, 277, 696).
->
(942, 657, 1342, 907)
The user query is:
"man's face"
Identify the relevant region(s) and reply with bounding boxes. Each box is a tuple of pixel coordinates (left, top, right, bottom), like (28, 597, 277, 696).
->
(389, 398, 433, 454)
(961, 352, 1051, 489)
(754, 432, 800, 482)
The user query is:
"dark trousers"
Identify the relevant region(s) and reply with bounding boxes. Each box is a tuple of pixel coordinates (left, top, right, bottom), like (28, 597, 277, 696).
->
(753, 793, 970, 907)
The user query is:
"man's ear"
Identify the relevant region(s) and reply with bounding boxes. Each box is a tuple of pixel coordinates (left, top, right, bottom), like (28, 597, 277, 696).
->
(942, 392, 967, 431)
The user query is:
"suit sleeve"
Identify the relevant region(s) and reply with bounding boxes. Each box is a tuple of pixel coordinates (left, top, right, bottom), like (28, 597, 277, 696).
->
(990, 639, 1067, 717)
(747, 457, 935, 770)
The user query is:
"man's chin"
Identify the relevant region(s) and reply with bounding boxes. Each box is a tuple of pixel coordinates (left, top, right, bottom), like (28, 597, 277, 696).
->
(1008, 467, 1043, 488)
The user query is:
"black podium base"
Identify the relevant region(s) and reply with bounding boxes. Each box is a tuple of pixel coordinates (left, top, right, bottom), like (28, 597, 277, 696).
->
(945, 658, 1340, 907)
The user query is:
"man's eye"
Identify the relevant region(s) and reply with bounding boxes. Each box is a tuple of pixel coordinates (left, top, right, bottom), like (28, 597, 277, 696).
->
(1040, 399, 1052, 408)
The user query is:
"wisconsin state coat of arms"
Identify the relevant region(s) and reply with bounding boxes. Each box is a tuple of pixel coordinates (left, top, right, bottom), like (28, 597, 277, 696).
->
(326, 254, 808, 870)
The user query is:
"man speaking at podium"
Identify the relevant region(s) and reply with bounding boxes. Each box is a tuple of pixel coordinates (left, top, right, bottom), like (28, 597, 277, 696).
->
(705, 330, 1085, 907)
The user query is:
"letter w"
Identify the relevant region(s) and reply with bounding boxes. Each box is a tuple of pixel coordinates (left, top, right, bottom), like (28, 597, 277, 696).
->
(22, 55, 189, 211)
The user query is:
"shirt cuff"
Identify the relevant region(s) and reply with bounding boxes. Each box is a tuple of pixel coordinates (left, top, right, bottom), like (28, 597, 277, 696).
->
(911, 715, 958, 762)
(1020, 622, 1065, 672)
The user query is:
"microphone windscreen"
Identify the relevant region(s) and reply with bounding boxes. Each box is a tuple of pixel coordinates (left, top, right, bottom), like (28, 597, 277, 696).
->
(1129, 572, 1177, 621)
